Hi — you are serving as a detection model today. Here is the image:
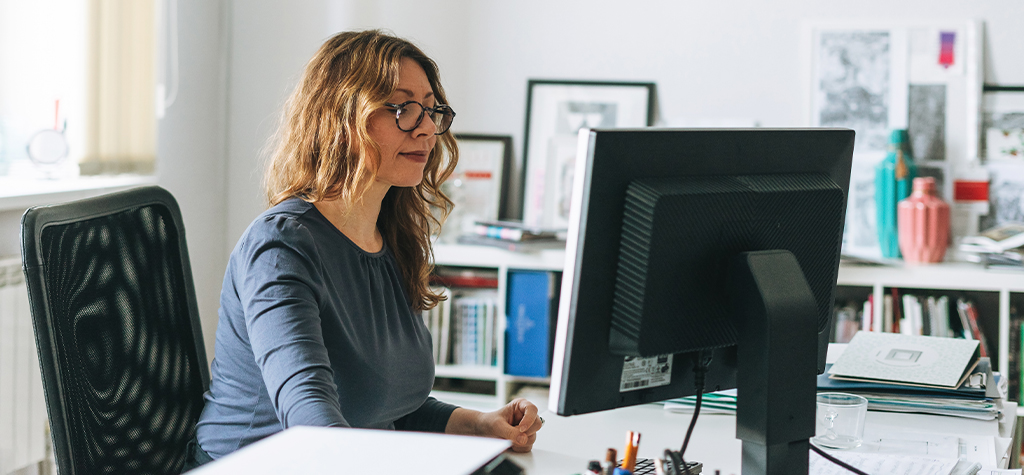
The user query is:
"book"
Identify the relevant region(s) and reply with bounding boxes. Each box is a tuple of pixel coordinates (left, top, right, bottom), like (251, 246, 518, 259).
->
(891, 288, 902, 334)
(828, 332, 980, 389)
(438, 291, 452, 364)
(431, 267, 499, 289)
(818, 360, 994, 400)
(883, 294, 894, 333)
(663, 389, 737, 414)
(473, 220, 564, 242)
(504, 270, 561, 377)
(456, 234, 566, 252)
(957, 298, 989, 358)
(960, 221, 1024, 253)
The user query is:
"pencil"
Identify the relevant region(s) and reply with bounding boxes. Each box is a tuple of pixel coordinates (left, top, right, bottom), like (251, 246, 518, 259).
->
(629, 432, 641, 473)
(621, 431, 640, 473)
(621, 431, 635, 471)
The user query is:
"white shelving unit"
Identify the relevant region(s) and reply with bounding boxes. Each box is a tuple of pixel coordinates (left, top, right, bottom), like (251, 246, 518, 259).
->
(431, 244, 565, 408)
(837, 262, 1024, 377)
(433, 243, 1024, 408)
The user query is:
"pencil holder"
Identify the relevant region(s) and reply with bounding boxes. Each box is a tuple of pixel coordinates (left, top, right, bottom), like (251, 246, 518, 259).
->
(898, 177, 950, 263)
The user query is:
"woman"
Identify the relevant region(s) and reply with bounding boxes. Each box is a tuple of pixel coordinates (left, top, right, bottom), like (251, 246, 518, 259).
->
(185, 30, 542, 469)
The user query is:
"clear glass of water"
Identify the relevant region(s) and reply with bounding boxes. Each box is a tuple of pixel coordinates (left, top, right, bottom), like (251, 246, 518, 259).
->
(812, 392, 868, 449)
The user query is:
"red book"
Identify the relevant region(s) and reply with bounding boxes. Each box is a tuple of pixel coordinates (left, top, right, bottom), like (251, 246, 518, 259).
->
(965, 301, 989, 358)
(891, 288, 902, 334)
(430, 274, 499, 289)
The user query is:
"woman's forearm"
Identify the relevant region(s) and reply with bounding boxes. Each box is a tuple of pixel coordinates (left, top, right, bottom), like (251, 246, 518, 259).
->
(445, 407, 483, 435)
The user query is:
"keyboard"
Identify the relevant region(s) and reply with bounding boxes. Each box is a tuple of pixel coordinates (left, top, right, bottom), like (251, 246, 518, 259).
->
(627, 457, 703, 475)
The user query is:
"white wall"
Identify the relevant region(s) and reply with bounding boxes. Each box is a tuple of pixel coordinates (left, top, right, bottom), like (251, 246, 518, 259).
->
(0, 0, 229, 361)
(224, 0, 476, 244)
(224, 0, 1024, 247)
(2, 0, 1022, 362)
(155, 0, 230, 360)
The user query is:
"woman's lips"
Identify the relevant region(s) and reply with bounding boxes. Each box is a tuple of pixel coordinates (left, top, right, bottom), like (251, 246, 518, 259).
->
(401, 151, 428, 163)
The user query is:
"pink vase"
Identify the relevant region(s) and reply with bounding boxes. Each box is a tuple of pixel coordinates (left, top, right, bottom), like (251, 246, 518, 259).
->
(898, 177, 950, 263)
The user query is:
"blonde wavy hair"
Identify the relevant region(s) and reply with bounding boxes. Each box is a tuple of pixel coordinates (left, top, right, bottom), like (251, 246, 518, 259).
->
(264, 30, 457, 311)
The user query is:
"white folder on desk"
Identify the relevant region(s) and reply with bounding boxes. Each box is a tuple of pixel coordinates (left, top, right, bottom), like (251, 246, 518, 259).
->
(190, 426, 512, 475)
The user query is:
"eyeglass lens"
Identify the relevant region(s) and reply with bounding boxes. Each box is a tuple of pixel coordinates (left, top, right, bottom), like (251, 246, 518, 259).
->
(396, 102, 454, 134)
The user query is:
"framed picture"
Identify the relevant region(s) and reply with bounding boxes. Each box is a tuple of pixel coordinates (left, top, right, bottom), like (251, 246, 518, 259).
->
(982, 87, 1024, 161)
(802, 19, 984, 257)
(437, 134, 513, 243)
(521, 80, 655, 228)
(803, 19, 983, 163)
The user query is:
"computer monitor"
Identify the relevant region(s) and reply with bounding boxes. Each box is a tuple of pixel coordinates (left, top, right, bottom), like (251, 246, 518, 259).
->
(548, 128, 854, 473)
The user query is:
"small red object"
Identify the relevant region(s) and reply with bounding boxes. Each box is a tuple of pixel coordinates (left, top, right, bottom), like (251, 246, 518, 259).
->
(953, 180, 989, 202)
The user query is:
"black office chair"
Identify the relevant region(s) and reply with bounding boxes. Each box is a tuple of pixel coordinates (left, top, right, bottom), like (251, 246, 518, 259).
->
(21, 185, 209, 475)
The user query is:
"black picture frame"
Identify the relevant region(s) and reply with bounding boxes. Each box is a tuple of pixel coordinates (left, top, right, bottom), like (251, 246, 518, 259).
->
(520, 79, 656, 229)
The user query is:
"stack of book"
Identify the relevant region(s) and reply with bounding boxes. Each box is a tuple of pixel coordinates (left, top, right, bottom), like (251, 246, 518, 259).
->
(423, 268, 501, 367)
(455, 220, 566, 252)
(451, 297, 499, 366)
(823, 332, 1000, 420)
(959, 222, 1024, 270)
(837, 292, 989, 358)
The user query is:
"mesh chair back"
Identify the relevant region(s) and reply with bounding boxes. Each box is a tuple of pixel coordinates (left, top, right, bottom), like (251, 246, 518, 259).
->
(21, 186, 209, 475)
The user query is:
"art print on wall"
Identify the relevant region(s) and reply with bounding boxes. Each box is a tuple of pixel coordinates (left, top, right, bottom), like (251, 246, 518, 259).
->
(982, 90, 1024, 161)
(814, 30, 895, 155)
(521, 80, 655, 229)
(805, 19, 984, 257)
(436, 134, 513, 243)
(979, 160, 1024, 232)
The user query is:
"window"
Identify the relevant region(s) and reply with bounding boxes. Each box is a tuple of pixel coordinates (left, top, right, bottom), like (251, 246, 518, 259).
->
(0, 0, 159, 180)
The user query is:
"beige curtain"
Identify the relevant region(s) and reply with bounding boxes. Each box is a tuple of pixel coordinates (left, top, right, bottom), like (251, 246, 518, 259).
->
(81, 0, 156, 175)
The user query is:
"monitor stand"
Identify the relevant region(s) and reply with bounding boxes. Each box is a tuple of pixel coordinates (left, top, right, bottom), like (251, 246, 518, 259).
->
(729, 250, 819, 475)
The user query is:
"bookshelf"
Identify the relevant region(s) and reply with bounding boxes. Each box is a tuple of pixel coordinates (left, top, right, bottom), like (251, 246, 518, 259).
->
(432, 243, 1024, 409)
(837, 263, 1024, 380)
(430, 244, 566, 408)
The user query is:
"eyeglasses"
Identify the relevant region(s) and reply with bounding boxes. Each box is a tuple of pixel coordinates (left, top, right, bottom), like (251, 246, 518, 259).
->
(383, 101, 456, 135)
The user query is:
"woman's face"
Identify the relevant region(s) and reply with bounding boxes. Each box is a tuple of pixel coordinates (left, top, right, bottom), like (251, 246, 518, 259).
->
(369, 57, 438, 188)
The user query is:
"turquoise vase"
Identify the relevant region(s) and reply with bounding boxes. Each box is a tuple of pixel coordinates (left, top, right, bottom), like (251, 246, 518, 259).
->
(875, 129, 917, 258)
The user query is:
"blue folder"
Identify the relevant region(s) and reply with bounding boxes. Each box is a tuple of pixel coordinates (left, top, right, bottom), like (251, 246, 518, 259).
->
(505, 270, 560, 377)
(818, 359, 995, 400)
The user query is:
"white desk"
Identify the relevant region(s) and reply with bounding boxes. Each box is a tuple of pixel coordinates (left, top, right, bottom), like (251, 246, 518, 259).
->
(509, 404, 741, 474)
(509, 402, 1018, 475)
(189, 403, 1016, 475)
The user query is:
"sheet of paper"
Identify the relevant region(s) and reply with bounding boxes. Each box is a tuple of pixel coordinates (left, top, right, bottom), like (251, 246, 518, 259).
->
(995, 437, 1012, 467)
(854, 428, 959, 458)
(959, 435, 999, 467)
(191, 426, 511, 475)
(977, 470, 1022, 475)
(810, 450, 959, 475)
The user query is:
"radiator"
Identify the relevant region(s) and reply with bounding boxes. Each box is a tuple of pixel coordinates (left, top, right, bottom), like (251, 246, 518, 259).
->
(0, 257, 48, 475)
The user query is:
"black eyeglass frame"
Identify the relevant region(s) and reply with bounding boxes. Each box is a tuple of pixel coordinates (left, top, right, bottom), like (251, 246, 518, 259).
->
(383, 101, 456, 135)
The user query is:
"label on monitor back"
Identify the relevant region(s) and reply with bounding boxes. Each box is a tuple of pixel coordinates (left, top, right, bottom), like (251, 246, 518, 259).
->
(619, 354, 673, 392)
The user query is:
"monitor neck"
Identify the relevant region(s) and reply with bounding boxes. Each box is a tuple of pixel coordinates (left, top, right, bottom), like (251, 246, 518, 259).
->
(730, 250, 818, 475)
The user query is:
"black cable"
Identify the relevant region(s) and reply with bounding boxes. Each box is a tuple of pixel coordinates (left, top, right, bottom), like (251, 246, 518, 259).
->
(678, 390, 701, 475)
(679, 389, 701, 457)
(664, 448, 683, 475)
(673, 350, 712, 475)
(809, 443, 870, 475)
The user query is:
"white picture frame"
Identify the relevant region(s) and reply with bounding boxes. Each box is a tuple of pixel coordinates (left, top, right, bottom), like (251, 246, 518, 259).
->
(521, 80, 655, 229)
(437, 134, 513, 243)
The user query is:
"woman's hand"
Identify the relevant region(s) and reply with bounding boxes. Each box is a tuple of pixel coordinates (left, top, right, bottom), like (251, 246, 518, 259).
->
(478, 398, 544, 452)
(446, 398, 545, 452)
